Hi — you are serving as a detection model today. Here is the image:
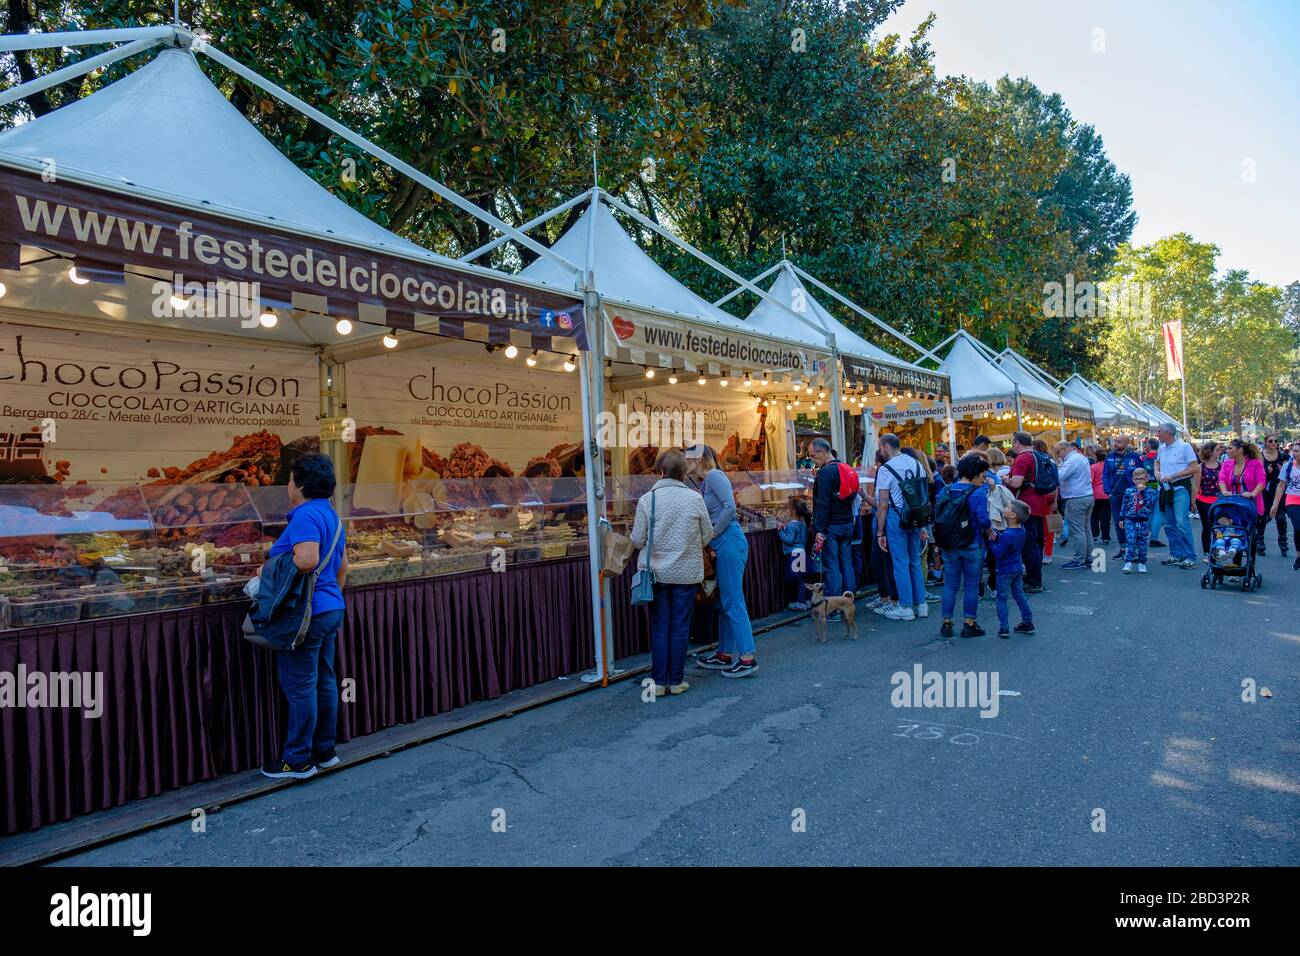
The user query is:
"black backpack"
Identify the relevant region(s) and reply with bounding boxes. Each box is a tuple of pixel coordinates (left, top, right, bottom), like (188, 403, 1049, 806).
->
(882, 460, 932, 530)
(1029, 450, 1060, 494)
(932, 485, 976, 550)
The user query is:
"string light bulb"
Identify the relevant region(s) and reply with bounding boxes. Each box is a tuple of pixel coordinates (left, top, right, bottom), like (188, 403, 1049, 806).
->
(335, 318, 353, 335)
(526, 350, 538, 367)
(563, 355, 576, 372)
(698, 375, 706, 386)
(382, 330, 398, 349)
(68, 265, 89, 285)
(259, 308, 277, 328)
(504, 344, 518, 359)
(668, 373, 678, 385)
(645, 367, 655, 379)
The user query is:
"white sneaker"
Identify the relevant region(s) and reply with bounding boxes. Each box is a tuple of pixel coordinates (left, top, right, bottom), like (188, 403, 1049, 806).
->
(885, 606, 916, 621)
(865, 596, 884, 610)
(1137, 563, 1147, 573)
(914, 603, 929, 618)
(1122, 562, 1133, 573)
(1042, 555, 1053, 564)
(872, 601, 895, 616)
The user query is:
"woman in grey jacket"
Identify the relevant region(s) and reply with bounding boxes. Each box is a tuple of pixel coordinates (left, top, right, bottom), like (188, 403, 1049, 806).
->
(631, 448, 714, 696)
(687, 444, 758, 678)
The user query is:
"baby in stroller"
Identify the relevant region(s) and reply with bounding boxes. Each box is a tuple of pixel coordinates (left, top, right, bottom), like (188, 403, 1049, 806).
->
(1211, 515, 1248, 567)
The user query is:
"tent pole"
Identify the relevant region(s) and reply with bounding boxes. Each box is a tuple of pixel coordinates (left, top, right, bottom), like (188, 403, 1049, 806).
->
(459, 190, 591, 264)
(791, 264, 944, 365)
(829, 346, 848, 462)
(1014, 384, 1023, 431)
(713, 261, 782, 307)
(197, 41, 578, 275)
(598, 190, 824, 338)
(0, 25, 174, 51)
(0, 35, 162, 108)
(945, 398, 956, 450)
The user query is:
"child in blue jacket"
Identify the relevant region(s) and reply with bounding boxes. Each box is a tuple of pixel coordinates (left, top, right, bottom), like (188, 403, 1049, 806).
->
(990, 498, 1035, 639)
(779, 497, 811, 610)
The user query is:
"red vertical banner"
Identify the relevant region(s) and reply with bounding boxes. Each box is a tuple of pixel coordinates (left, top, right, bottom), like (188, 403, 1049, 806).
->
(1163, 320, 1184, 381)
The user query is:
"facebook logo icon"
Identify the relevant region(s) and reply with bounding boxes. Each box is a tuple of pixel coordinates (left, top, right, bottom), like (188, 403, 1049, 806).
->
(540, 310, 556, 328)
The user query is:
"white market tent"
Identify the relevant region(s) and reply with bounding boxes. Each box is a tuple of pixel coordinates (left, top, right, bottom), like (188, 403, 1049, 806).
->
(995, 348, 1094, 438)
(1086, 381, 1148, 432)
(0, 31, 581, 357)
(0, 25, 614, 672)
(1062, 373, 1126, 436)
(736, 261, 951, 456)
(934, 330, 1021, 426)
(1141, 401, 1182, 432)
(1116, 393, 1158, 432)
(470, 188, 849, 458)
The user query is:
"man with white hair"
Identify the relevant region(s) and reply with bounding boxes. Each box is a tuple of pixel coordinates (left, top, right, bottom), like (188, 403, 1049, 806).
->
(1154, 422, 1199, 568)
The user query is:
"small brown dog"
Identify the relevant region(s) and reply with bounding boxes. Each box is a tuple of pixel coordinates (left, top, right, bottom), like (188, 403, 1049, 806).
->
(806, 582, 858, 641)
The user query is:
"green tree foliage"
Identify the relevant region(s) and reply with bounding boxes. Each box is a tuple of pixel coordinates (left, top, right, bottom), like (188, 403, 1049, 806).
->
(1100, 235, 1292, 433)
(0, 0, 1150, 381)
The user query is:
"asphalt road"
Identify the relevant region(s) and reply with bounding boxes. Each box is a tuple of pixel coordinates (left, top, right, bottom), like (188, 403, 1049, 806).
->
(58, 536, 1299, 867)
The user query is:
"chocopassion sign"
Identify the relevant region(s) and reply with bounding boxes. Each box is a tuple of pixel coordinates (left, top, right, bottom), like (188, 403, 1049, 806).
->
(0, 164, 585, 346)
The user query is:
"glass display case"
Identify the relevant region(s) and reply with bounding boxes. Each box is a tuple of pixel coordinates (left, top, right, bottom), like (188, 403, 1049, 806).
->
(0, 472, 603, 628)
(735, 470, 816, 530)
(340, 482, 430, 586)
(0, 483, 157, 628)
(141, 482, 263, 609)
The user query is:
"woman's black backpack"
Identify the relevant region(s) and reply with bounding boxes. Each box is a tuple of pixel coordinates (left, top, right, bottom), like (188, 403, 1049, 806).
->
(933, 485, 976, 550)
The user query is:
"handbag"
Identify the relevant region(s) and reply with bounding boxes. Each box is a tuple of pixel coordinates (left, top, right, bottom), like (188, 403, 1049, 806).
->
(242, 516, 344, 651)
(1046, 512, 1065, 535)
(630, 490, 656, 606)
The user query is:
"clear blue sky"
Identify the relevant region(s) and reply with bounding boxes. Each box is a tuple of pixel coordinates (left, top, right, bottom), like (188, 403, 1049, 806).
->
(881, 0, 1300, 287)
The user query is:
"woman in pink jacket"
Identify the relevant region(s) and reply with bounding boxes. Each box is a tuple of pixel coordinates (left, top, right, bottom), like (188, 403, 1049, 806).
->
(1219, 439, 1267, 518)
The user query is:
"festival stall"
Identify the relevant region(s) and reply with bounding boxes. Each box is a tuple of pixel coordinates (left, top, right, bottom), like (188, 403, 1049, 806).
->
(1061, 374, 1126, 442)
(932, 331, 1023, 445)
(1140, 402, 1182, 434)
(737, 261, 950, 464)
(1086, 381, 1151, 436)
(994, 349, 1094, 442)
(0, 29, 612, 835)
(502, 192, 825, 642)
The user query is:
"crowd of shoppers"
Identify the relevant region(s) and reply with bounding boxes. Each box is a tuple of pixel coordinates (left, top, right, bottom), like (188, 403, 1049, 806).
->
(626, 428, 1297, 694)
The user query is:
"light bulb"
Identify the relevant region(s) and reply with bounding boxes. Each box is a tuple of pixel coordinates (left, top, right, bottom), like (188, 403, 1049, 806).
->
(504, 344, 518, 359)
(563, 355, 576, 372)
(382, 332, 398, 349)
(259, 309, 277, 328)
(744, 374, 752, 387)
(0, 282, 6, 297)
(719, 378, 728, 387)
(169, 292, 188, 311)
(645, 367, 655, 379)
(698, 376, 706, 386)
(68, 265, 89, 285)
(668, 374, 678, 385)
(335, 318, 353, 335)
(526, 350, 538, 367)
(786, 403, 793, 410)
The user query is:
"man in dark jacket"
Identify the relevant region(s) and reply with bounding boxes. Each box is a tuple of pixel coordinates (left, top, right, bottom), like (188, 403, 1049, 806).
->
(812, 438, 855, 604)
(1102, 434, 1145, 558)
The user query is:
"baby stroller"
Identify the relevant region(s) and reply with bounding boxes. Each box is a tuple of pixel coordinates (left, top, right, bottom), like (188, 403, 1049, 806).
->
(1201, 495, 1262, 592)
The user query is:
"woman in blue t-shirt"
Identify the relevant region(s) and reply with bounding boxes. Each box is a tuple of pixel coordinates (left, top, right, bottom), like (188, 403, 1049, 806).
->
(263, 453, 349, 780)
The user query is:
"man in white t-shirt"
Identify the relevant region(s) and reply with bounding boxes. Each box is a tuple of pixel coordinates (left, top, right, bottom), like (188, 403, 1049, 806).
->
(1154, 422, 1199, 566)
(874, 433, 927, 621)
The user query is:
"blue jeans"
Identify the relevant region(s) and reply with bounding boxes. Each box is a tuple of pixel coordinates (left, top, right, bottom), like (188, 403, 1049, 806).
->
(650, 582, 695, 685)
(1161, 484, 1195, 560)
(712, 524, 755, 657)
(995, 572, 1033, 629)
(822, 521, 856, 598)
(884, 509, 925, 608)
(941, 542, 984, 621)
(275, 608, 345, 766)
